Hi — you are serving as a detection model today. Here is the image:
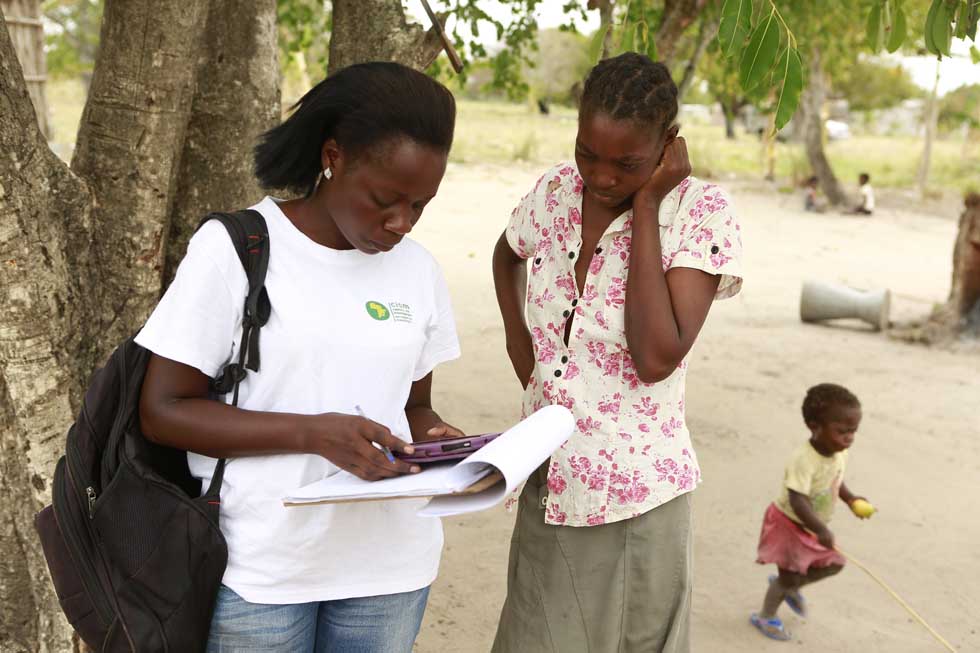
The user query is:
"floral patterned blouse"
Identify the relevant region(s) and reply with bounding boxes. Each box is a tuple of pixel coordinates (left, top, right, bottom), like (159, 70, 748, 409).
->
(506, 162, 743, 527)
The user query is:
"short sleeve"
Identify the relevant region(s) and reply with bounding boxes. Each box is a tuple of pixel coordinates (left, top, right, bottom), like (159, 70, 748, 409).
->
(668, 185, 744, 300)
(412, 260, 461, 381)
(783, 448, 814, 497)
(505, 173, 547, 260)
(134, 221, 246, 377)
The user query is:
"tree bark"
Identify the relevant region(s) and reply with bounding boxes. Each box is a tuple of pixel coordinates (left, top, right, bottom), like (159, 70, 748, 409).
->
(0, 0, 49, 138)
(801, 46, 847, 206)
(720, 100, 737, 139)
(328, 0, 445, 74)
(677, 11, 718, 104)
(950, 194, 980, 325)
(165, 0, 281, 284)
(1, 14, 92, 653)
(0, 0, 280, 649)
(916, 60, 941, 198)
(69, 0, 212, 368)
(654, 0, 708, 67)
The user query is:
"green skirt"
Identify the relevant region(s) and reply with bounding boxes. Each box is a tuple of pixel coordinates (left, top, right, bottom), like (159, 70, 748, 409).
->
(491, 467, 693, 653)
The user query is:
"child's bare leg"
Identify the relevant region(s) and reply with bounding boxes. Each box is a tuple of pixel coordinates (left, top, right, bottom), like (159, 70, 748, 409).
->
(797, 563, 842, 588)
(761, 568, 802, 618)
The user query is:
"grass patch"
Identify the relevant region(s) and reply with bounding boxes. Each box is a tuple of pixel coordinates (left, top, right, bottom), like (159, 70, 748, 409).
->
(45, 81, 979, 196)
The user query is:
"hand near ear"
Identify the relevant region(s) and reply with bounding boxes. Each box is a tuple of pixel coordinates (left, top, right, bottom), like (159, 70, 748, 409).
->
(635, 127, 691, 209)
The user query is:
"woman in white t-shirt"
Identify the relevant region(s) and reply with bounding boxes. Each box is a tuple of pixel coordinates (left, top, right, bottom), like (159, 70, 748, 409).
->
(137, 62, 462, 652)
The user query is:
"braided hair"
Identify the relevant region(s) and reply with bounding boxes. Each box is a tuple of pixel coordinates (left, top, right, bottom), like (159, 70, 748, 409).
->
(579, 52, 678, 131)
(802, 383, 861, 426)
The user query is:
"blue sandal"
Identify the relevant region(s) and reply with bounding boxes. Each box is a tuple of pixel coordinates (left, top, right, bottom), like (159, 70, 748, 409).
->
(750, 613, 792, 641)
(769, 574, 807, 617)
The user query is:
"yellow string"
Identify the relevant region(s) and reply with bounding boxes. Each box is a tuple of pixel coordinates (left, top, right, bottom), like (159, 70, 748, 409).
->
(834, 545, 956, 652)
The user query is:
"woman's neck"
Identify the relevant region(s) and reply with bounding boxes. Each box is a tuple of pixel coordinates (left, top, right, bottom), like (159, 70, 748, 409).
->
(279, 193, 352, 250)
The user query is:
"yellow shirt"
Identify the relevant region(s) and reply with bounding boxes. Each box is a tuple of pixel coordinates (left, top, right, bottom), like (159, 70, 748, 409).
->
(775, 441, 848, 525)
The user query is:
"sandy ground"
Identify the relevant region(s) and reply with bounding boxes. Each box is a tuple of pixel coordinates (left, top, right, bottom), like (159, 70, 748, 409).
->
(406, 163, 979, 653)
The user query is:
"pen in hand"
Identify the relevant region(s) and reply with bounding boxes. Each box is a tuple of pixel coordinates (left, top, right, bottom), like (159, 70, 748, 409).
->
(354, 405, 397, 464)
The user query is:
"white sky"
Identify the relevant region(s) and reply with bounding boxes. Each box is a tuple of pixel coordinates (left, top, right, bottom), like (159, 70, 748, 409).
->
(405, 0, 980, 96)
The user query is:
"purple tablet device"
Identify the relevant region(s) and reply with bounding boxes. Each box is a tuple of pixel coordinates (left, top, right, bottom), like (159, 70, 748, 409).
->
(395, 432, 501, 464)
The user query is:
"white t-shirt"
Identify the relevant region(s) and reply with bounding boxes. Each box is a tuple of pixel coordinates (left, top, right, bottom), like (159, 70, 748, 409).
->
(860, 183, 875, 211)
(135, 197, 461, 604)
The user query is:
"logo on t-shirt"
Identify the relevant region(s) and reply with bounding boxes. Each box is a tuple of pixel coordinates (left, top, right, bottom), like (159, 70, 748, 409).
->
(365, 301, 390, 321)
(365, 300, 413, 323)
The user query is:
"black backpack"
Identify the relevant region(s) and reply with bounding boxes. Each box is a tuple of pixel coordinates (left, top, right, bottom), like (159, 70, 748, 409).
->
(34, 209, 271, 652)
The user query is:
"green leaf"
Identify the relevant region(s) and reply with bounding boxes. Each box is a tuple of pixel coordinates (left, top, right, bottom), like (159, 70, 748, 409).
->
(932, 0, 953, 57)
(772, 47, 804, 131)
(620, 21, 635, 53)
(719, 0, 752, 57)
(635, 21, 650, 54)
(647, 33, 659, 62)
(971, 44, 980, 63)
(589, 24, 610, 63)
(925, 0, 940, 55)
(739, 10, 780, 91)
(887, 4, 907, 52)
(955, 0, 969, 39)
(968, 0, 980, 39)
(867, 3, 883, 52)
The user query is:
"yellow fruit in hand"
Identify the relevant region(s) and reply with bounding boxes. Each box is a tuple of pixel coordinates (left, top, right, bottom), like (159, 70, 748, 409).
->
(850, 499, 876, 519)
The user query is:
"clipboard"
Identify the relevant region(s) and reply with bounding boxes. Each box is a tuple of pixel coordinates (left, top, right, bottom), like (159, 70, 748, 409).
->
(282, 471, 504, 507)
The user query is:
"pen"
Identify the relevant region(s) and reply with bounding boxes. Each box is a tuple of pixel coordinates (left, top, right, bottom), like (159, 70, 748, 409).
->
(353, 404, 397, 464)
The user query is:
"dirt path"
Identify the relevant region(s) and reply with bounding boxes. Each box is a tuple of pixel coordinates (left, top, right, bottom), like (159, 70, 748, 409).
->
(412, 163, 978, 653)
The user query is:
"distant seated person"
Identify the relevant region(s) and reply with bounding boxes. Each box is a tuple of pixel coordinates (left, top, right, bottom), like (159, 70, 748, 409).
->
(803, 176, 826, 213)
(849, 172, 874, 215)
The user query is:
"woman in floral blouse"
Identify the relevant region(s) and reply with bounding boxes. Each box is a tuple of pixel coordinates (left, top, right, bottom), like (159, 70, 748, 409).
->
(491, 53, 743, 652)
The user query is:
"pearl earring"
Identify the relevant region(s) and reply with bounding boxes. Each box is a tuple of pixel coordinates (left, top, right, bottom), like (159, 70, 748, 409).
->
(323, 168, 333, 181)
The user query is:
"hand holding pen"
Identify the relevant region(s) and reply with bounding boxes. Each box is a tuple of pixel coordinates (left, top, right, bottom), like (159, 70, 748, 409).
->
(299, 408, 419, 481)
(354, 405, 399, 464)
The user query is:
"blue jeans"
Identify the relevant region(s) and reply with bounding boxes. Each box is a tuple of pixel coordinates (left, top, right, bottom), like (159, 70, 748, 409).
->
(206, 585, 430, 653)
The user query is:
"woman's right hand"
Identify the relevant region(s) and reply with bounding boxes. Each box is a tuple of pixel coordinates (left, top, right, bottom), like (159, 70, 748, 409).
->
(506, 328, 535, 389)
(301, 414, 420, 481)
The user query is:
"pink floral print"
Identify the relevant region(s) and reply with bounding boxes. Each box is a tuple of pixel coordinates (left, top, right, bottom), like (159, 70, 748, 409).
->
(505, 162, 743, 526)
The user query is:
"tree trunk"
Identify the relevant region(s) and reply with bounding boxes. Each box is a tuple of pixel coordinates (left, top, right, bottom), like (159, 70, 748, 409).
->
(721, 100, 736, 139)
(1, 0, 49, 138)
(677, 11, 718, 104)
(0, 0, 280, 648)
(893, 194, 980, 343)
(654, 0, 708, 67)
(762, 112, 776, 181)
(328, 0, 445, 74)
(70, 0, 212, 368)
(916, 60, 941, 198)
(949, 194, 980, 327)
(801, 46, 847, 206)
(165, 0, 281, 284)
(1, 14, 92, 653)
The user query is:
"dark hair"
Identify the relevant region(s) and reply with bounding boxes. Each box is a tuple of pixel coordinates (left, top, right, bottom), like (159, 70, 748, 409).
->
(859, 172, 871, 183)
(254, 62, 456, 196)
(802, 383, 861, 425)
(805, 175, 818, 186)
(579, 52, 678, 131)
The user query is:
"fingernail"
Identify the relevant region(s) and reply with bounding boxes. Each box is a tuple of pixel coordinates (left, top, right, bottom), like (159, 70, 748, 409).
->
(404, 445, 415, 454)
(410, 466, 421, 473)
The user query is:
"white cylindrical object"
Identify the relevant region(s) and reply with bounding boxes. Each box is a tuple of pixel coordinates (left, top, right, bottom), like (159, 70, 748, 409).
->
(800, 281, 891, 331)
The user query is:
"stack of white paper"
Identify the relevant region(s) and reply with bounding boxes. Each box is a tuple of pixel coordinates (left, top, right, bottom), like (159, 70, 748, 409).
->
(282, 405, 575, 517)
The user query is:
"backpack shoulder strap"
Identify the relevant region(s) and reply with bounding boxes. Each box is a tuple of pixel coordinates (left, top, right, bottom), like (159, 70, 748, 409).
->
(197, 209, 271, 398)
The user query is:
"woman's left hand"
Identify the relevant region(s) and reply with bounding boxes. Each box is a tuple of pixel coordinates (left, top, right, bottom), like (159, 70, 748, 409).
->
(419, 422, 465, 441)
(634, 136, 692, 209)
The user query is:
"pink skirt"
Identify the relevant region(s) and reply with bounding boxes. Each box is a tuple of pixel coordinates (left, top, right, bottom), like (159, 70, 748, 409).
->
(756, 503, 846, 575)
